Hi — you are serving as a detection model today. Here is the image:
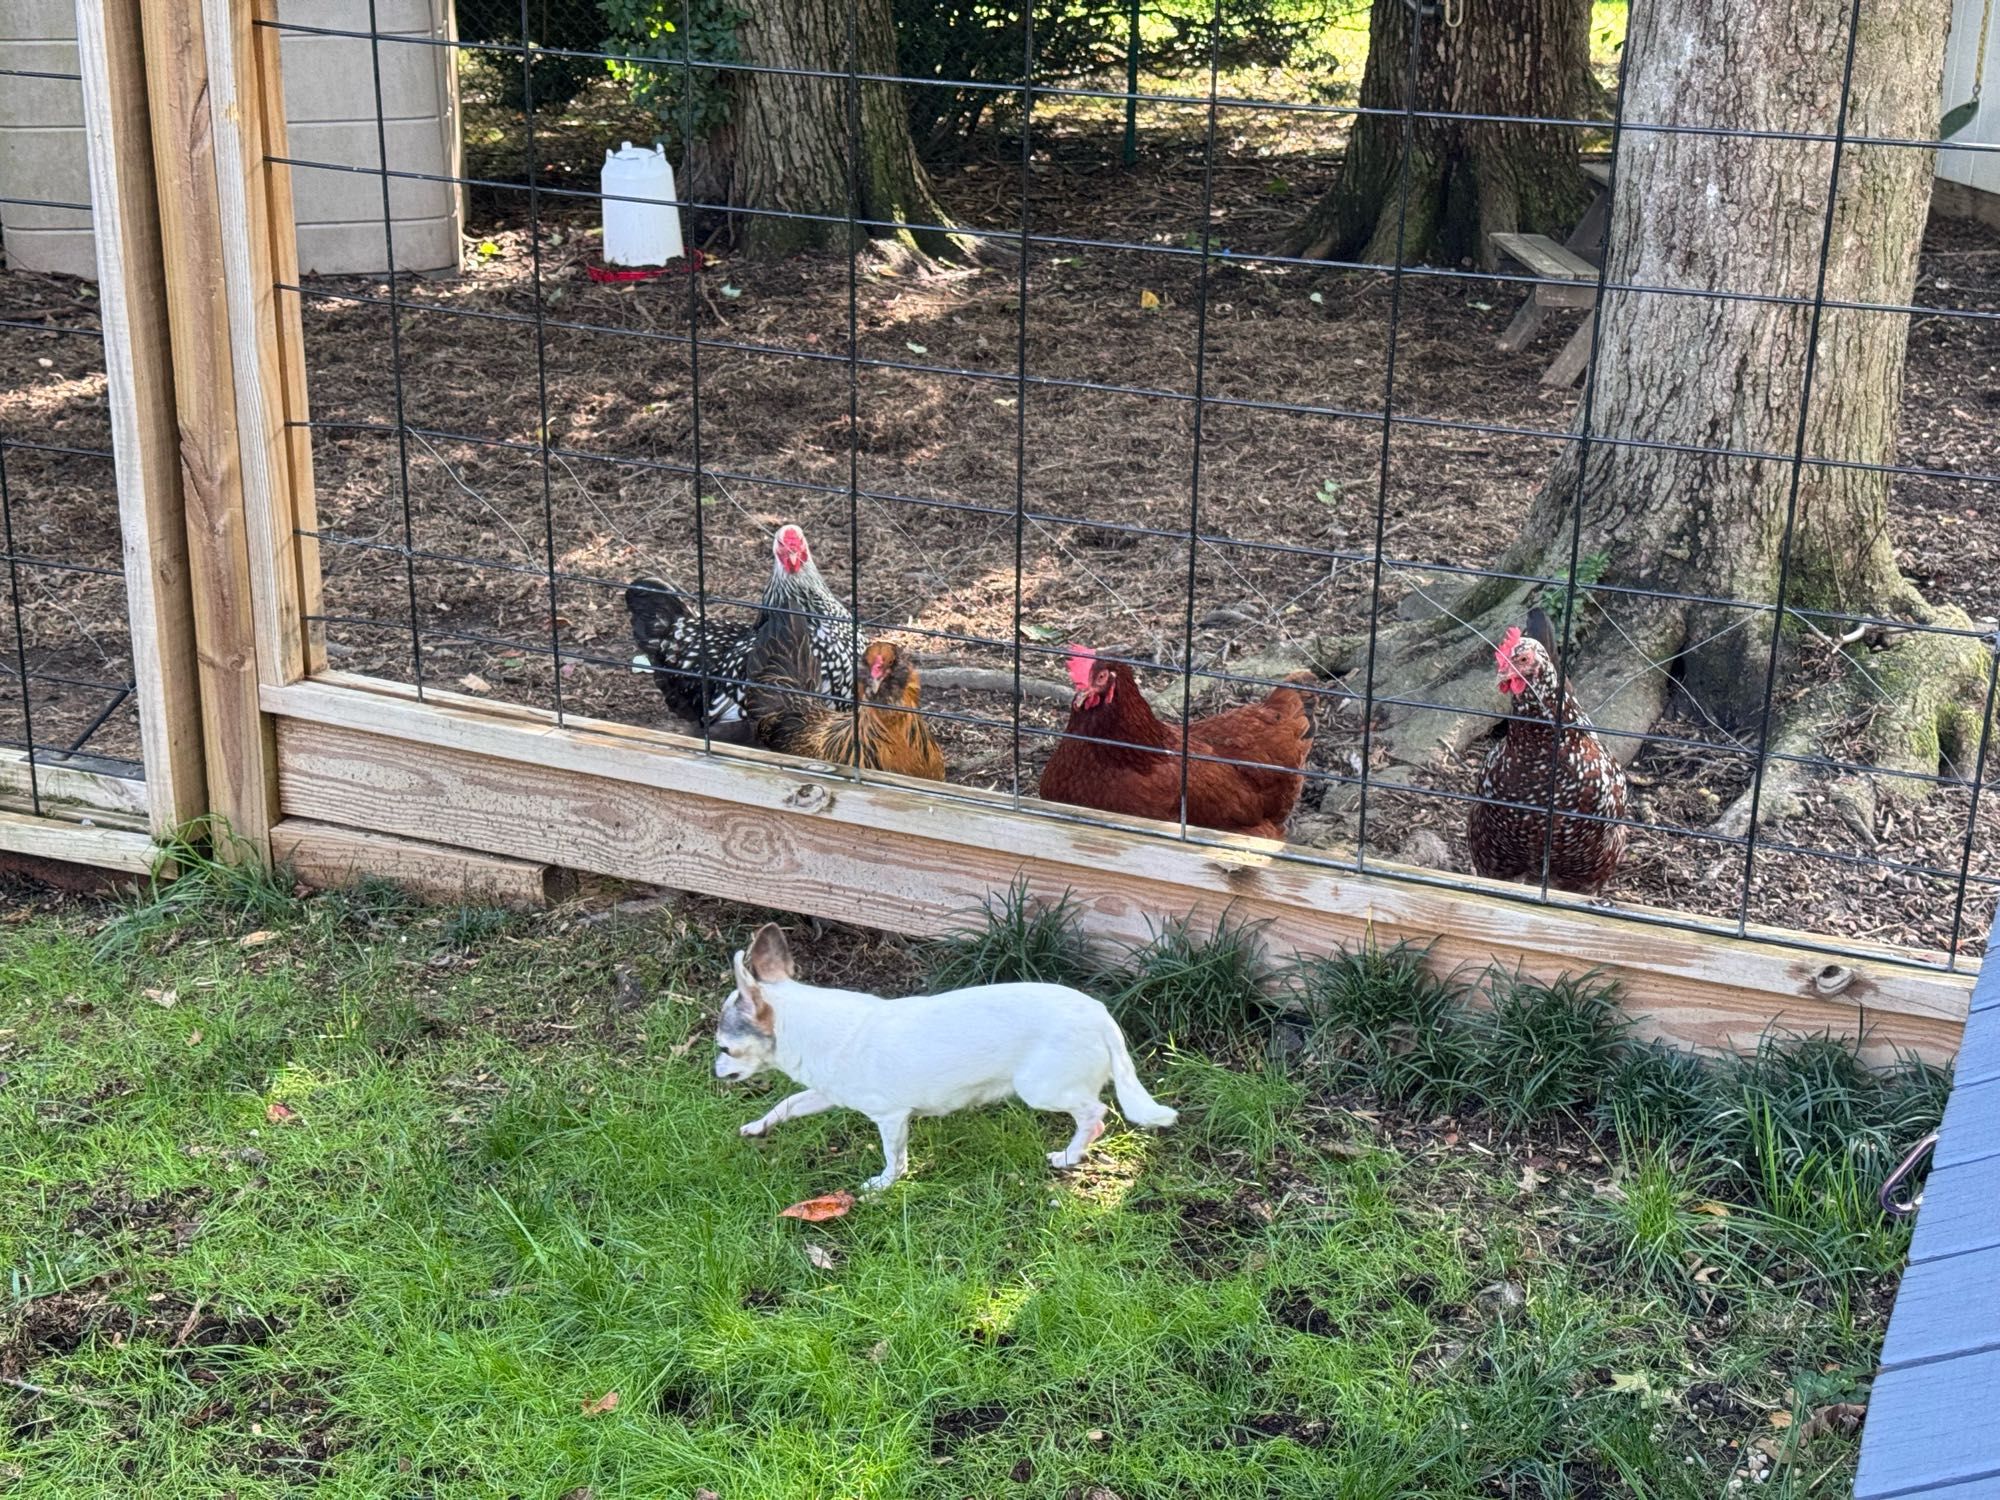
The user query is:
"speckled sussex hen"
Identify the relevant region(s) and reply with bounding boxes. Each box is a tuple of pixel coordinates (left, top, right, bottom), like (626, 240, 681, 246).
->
(1466, 611, 1629, 895)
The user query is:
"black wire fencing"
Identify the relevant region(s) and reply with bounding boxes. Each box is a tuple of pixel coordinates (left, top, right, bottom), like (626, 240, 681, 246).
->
(0, 54, 146, 816)
(259, 0, 1997, 970)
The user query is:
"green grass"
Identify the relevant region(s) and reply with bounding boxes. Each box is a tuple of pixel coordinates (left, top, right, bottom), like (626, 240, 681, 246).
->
(0, 878, 1925, 1497)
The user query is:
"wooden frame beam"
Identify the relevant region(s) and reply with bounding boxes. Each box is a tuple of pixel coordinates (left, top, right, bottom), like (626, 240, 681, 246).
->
(74, 0, 208, 838)
(203, 0, 324, 684)
(0, 812, 158, 877)
(0, 750, 148, 827)
(138, 0, 281, 859)
(272, 819, 564, 908)
(265, 672, 1973, 1066)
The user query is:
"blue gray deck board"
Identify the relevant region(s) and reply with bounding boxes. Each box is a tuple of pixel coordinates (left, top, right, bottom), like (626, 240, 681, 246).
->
(1936, 1077, 2000, 1171)
(1906, 1145, 2000, 1266)
(1855, 1349, 2000, 1499)
(1878, 1244, 2000, 1372)
(1956, 1010, 2000, 1089)
(1856, 917, 1998, 1499)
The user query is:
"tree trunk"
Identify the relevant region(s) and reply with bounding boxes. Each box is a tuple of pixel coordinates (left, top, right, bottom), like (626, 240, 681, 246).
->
(1307, 0, 1989, 832)
(684, 0, 965, 258)
(1291, 0, 1598, 267)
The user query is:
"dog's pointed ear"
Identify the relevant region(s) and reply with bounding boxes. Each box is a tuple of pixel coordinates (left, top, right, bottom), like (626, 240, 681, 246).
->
(731, 947, 775, 1035)
(745, 923, 794, 984)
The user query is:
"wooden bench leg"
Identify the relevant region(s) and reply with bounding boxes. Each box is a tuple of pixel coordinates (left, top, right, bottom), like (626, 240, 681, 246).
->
(1497, 291, 1548, 353)
(1564, 193, 1609, 259)
(1542, 317, 1596, 387)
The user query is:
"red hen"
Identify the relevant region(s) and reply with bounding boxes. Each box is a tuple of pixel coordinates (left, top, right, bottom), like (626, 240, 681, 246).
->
(1466, 614, 1628, 894)
(1039, 648, 1313, 839)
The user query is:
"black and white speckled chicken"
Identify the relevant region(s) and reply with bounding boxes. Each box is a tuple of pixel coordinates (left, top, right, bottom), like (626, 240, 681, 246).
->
(1466, 609, 1629, 895)
(626, 524, 854, 730)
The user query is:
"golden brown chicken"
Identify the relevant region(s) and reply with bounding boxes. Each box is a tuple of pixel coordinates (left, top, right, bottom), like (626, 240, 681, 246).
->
(744, 634, 945, 781)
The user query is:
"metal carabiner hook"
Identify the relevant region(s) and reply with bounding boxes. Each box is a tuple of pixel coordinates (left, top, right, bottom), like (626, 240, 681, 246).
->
(1879, 1131, 1938, 1219)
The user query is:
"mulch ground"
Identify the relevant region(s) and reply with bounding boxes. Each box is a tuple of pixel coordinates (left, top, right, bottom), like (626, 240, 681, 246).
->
(3, 88, 1995, 957)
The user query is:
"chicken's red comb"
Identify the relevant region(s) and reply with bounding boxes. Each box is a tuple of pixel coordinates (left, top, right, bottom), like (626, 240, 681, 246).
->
(1065, 646, 1096, 691)
(1495, 626, 1524, 669)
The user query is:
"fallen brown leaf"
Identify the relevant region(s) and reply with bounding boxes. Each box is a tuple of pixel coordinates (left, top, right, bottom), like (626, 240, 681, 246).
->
(779, 1192, 855, 1222)
(1796, 1402, 1865, 1441)
(460, 673, 493, 694)
(581, 1390, 619, 1417)
(143, 987, 177, 1008)
(1767, 1410, 1793, 1429)
(186, 1030, 203, 1047)
(237, 930, 278, 949)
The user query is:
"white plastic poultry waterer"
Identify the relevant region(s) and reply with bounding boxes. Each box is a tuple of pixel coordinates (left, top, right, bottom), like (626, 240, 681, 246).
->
(600, 141, 684, 267)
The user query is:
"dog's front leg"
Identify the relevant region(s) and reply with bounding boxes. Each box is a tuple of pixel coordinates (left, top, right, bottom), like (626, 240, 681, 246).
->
(740, 1088, 834, 1138)
(861, 1111, 912, 1193)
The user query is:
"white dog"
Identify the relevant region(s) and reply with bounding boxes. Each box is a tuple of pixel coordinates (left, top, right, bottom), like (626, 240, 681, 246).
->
(713, 923, 1176, 1192)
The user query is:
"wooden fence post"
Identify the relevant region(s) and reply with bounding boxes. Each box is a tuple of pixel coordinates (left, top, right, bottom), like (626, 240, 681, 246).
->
(73, 0, 208, 841)
(136, 1, 278, 860)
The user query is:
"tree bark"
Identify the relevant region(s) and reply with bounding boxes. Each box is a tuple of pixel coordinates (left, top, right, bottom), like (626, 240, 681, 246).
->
(1304, 0, 1989, 830)
(1291, 0, 1598, 267)
(684, 0, 966, 258)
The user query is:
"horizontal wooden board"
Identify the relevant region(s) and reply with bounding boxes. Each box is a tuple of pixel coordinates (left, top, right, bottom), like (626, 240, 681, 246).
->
(1937, 1076, 2000, 1171)
(1879, 1244, 2000, 1372)
(1854, 1347, 2000, 1498)
(261, 673, 1973, 1063)
(271, 818, 562, 907)
(1492, 233, 1599, 309)
(0, 751, 150, 824)
(0, 812, 159, 876)
(1908, 1153, 2000, 1266)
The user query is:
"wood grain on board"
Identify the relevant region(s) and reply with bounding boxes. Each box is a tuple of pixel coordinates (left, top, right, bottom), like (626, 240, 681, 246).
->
(262, 672, 1973, 1063)
(272, 819, 563, 908)
(0, 812, 158, 876)
(137, 0, 278, 857)
(74, 0, 207, 836)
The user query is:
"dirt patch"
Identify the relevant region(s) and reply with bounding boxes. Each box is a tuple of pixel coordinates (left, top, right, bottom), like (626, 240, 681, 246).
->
(930, 1401, 1012, 1454)
(65, 1182, 210, 1255)
(1150, 1186, 1276, 1277)
(1, 1277, 278, 1382)
(1266, 1289, 1341, 1338)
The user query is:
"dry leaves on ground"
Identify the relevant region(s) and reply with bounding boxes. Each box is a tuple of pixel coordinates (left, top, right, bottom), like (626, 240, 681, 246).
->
(779, 1192, 855, 1222)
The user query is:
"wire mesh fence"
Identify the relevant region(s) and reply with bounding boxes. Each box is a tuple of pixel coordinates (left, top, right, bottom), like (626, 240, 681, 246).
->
(0, 48, 145, 814)
(250, 0, 1996, 968)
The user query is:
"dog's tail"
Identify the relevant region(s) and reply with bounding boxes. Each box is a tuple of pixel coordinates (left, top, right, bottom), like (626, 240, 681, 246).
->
(1104, 1018, 1177, 1129)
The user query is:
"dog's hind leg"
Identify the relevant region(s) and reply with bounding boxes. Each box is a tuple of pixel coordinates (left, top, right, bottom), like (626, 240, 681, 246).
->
(861, 1111, 912, 1193)
(740, 1089, 834, 1137)
(1048, 1099, 1108, 1170)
